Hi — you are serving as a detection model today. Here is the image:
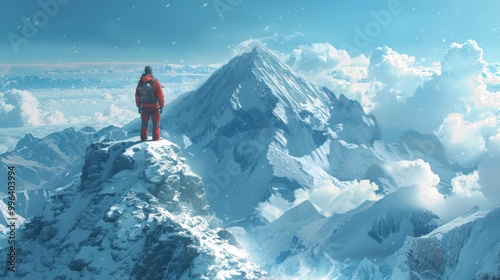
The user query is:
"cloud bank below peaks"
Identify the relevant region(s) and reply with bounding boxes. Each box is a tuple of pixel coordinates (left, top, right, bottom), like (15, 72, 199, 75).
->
(383, 160, 493, 220)
(0, 89, 65, 128)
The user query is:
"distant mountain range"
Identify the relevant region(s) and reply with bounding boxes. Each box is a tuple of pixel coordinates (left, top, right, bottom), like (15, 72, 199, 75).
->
(1, 64, 220, 90)
(1, 75, 109, 89)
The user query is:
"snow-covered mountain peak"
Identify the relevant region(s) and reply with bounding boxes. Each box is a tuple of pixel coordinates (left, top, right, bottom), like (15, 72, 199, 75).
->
(160, 46, 380, 224)
(164, 46, 338, 144)
(247, 45, 295, 75)
(14, 133, 38, 149)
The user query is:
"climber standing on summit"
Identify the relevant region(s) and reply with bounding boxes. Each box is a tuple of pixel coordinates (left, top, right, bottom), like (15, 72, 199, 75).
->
(135, 65, 165, 141)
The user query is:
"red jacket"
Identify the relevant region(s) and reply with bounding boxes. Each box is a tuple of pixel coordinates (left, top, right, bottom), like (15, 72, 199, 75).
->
(135, 74, 165, 108)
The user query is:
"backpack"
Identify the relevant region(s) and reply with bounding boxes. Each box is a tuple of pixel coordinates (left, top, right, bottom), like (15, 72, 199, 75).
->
(137, 79, 158, 103)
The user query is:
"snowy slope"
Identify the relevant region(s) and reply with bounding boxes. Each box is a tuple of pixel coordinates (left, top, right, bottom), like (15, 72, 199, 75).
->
(235, 200, 324, 265)
(0, 139, 269, 279)
(270, 187, 439, 277)
(273, 190, 500, 279)
(380, 207, 500, 279)
(161, 46, 381, 224)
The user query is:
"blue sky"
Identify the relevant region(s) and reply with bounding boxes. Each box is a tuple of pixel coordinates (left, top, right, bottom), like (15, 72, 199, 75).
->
(2, 0, 500, 64)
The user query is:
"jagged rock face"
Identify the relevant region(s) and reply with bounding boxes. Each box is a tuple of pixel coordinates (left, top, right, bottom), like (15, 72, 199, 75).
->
(79, 140, 208, 214)
(131, 218, 201, 279)
(80, 140, 115, 194)
(0, 140, 267, 279)
(381, 208, 500, 279)
(140, 143, 209, 215)
(368, 208, 438, 243)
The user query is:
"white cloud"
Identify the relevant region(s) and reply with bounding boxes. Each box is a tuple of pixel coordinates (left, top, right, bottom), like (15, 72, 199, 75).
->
(287, 42, 370, 100)
(471, 80, 500, 109)
(368, 46, 434, 98)
(436, 113, 498, 166)
(104, 92, 114, 101)
(0, 133, 19, 154)
(258, 178, 381, 220)
(295, 179, 381, 216)
(8, 90, 40, 126)
(385, 159, 440, 189)
(382, 159, 495, 219)
(433, 171, 491, 220)
(44, 110, 66, 125)
(0, 98, 15, 114)
(93, 104, 136, 124)
(384, 159, 446, 215)
(258, 177, 381, 219)
(365, 46, 437, 128)
(0, 89, 68, 128)
(365, 40, 499, 142)
(442, 40, 486, 78)
(288, 43, 353, 74)
(487, 128, 500, 153)
(451, 171, 482, 198)
(257, 193, 293, 223)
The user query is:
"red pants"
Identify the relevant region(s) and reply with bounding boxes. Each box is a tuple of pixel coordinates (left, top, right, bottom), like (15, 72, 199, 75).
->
(140, 107, 161, 140)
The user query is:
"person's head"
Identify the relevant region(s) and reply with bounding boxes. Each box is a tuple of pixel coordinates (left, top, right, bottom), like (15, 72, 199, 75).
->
(145, 65, 153, 75)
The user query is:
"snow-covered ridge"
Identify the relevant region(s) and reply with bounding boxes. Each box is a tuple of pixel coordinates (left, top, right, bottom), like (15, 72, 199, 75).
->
(0, 139, 269, 279)
(1, 127, 94, 192)
(0, 125, 131, 230)
(291, 187, 438, 262)
(381, 207, 500, 279)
